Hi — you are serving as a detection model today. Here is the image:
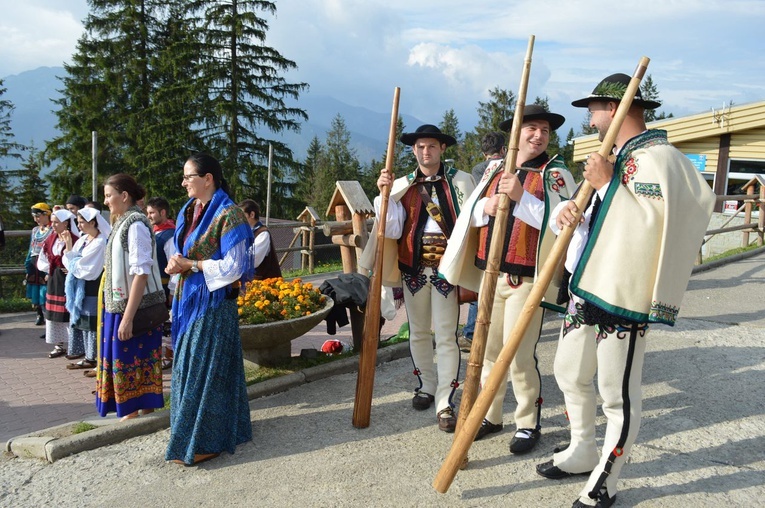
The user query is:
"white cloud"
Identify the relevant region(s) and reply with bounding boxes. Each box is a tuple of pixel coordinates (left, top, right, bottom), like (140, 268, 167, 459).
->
(0, 1, 85, 77)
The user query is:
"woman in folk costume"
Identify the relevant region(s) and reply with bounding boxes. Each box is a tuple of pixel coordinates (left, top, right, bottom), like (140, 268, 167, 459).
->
(26, 203, 54, 326)
(97, 174, 165, 421)
(61, 208, 111, 376)
(360, 124, 475, 432)
(441, 106, 575, 453)
(535, 73, 717, 508)
(38, 209, 79, 359)
(165, 153, 255, 466)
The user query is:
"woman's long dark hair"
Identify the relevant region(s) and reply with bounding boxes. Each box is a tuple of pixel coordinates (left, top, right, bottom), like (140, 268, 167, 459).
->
(186, 152, 233, 199)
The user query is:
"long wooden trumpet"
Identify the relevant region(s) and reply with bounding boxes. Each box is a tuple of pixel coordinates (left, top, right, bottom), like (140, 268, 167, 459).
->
(453, 34, 535, 456)
(352, 87, 401, 428)
(433, 56, 651, 493)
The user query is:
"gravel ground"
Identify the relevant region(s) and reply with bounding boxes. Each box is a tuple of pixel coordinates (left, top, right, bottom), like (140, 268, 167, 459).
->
(2, 312, 764, 507)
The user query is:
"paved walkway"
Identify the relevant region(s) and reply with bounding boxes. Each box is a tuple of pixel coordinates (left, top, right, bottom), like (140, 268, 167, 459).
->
(1, 254, 764, 507)
(0, 273, 412, 444)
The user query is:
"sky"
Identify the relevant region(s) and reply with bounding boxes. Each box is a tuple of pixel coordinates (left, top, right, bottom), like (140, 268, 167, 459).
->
(2, 0, 765, 136)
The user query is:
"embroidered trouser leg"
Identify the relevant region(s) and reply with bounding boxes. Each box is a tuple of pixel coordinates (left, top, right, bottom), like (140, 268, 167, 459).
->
(404, 267, 460, 414)
(553, 306, 648, 496)
(481, 276, 545, 429)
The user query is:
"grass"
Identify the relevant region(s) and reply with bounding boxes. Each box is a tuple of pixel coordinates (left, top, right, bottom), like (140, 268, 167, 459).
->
(72, 422, 98, 434)
(702, 241, 763, 264)
(282, 261, 344, 279)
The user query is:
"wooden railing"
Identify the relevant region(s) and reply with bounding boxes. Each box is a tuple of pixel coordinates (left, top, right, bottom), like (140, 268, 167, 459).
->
(699, 175, 765, 264)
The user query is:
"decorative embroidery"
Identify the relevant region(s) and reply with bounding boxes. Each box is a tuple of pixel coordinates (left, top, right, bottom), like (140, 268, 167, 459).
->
(621, 157, 639, 185)
(596, 323, 649, 344)
(546, 170, 568, 193)
(429, 269, 453, 298)
(562, 301, 586, 338)
(634, 182, 663, 200)
(403, 269, 428, 295)
(650, 300, 679, 324)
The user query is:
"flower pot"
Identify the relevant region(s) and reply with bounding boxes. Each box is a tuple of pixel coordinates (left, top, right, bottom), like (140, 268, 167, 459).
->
(239, 298, 334, 367)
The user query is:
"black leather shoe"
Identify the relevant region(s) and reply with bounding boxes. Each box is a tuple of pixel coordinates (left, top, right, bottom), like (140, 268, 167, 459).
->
(412, 391, 435, 410)
(474, 419, 503, 441)
(509, 428, 540, 454)
(572, 492, 616, 508)
(35, 314, 44, 326)
(437, 407, 457, 433)
(536, 460, 591, 480)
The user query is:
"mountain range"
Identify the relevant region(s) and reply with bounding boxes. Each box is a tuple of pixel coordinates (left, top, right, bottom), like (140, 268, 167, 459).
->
(1, 66, 425, 172)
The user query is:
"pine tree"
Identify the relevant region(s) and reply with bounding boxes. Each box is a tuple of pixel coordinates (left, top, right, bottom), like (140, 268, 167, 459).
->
(313, 115, 361, 217)
(0, 79, 25, 162)
(16, 148, 49, 212)
(640, 74, 673, 122)
(476, 87, 516, 135)
(200, 0, 308, 211)
(439, 109, 462, 166)
(0, 80, 25, 228)
(293, 136, 323, 209)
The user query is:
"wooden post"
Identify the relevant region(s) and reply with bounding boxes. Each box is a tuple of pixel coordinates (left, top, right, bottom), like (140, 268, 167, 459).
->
(744, 184, 753, 247)
(759, 182, 765, 246)
(335, 205, 354, 272)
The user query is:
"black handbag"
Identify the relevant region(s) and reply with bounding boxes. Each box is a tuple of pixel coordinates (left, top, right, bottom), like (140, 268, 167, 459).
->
(129, 302, 170, 338)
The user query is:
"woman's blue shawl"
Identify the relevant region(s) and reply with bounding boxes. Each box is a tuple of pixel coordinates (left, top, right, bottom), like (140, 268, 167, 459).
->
(171, 188, 254, 342)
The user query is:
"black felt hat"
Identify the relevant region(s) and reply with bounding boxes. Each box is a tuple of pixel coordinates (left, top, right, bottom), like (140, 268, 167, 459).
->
(66, 194, 87, 209)
(499, 104, 566, 133)
(571, 73, 661, 110)
(400, 124, 457, 147)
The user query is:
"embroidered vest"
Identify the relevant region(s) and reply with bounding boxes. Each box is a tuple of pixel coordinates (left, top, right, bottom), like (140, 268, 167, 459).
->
(474, 157, 546, 277)
(104, 208, 166, 314)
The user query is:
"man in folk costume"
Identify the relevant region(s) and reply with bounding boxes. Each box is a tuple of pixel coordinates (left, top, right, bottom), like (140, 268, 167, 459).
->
(360, 124, 475, 432)
(441, 106, 575, 453)
(239, 198, 282, 280)
(535, 73, 716, 508)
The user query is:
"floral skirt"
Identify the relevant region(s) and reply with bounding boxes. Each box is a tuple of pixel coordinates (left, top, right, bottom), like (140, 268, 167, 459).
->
(165, 299, 252, 463)
(96, 310, 164, 417)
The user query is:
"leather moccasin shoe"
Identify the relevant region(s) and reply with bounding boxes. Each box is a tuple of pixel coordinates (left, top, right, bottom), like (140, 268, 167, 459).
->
(437, 408, 457, 433)
(536, 460, 591, 480)
(474, 419, 503, 441)
(412, 391, 435, 411)
(509, 428, 541, 454)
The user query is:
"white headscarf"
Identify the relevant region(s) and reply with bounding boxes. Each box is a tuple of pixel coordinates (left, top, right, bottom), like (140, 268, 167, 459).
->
(78, 207, 112, 237)
(52, 209, 78, 234)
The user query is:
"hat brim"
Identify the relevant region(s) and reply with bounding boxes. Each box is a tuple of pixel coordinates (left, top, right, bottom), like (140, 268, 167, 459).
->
(571, 95, 661, 110)
(400, 132, 457, 147)
(499, 112, 566, 133)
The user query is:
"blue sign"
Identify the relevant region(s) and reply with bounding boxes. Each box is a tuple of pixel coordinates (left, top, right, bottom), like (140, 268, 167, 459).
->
(686, 154, 707, 172)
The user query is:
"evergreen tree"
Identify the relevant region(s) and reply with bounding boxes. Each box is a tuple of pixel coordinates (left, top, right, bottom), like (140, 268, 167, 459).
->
(640, 74, 673, 122)
(313, 115, 361, 217)
(294, 136, 323, 209)
(16, 148, 49, 213)
(438, 109, 462, 165)
(0, 79, 25, 162)
(200, 0, 308, 212)
(476, 87, 516, 135)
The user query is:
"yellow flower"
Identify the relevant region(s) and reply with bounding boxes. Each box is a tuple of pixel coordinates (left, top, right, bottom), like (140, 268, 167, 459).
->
(238, 277, 325, 325)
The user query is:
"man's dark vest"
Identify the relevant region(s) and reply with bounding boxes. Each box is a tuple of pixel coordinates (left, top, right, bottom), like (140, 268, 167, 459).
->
(154, 228, 174, 287)
(253, 225, 282, 280)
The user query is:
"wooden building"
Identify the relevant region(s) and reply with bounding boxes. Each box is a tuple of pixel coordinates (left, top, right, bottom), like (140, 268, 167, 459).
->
(572, 99, 765, 211)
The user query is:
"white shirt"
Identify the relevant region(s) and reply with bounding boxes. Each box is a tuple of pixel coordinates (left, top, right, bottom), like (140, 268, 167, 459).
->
(549, 183, 611, 274)
(62, 234, 107, 281)
(471, 190, 545, 230)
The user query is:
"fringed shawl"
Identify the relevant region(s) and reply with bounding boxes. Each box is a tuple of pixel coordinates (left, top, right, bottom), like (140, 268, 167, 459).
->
(171, 188, 254, 341)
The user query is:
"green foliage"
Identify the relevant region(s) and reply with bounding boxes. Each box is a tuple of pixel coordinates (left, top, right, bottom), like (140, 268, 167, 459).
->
(311, 115, 362, 217)
(45, 0, 308, 216)
(439, 109, 462, 164)
(0, 296, 32, 313)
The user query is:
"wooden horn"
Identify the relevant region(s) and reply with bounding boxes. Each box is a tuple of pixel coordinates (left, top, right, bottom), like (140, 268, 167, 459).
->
(433, 56, 651, 493)
(452, 34, 535, 461)
(352, 87, 401, 428)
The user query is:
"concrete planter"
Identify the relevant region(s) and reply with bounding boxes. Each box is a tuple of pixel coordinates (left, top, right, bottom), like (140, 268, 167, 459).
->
(239, 298, 334, 367)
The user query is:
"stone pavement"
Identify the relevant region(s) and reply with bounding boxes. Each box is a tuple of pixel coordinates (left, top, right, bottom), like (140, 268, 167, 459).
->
(1, 254, 764, 506)
(0, 273, 413, 445)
